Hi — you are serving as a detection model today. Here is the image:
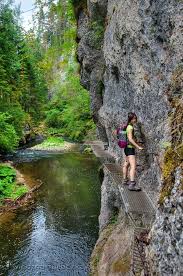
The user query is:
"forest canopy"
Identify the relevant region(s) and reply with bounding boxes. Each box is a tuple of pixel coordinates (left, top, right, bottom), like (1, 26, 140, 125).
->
(0, 0, 47, 152)
(0, 0, 95, 153)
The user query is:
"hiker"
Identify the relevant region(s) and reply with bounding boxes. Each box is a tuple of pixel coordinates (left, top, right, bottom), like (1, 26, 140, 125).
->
(122, 112, 143, 191)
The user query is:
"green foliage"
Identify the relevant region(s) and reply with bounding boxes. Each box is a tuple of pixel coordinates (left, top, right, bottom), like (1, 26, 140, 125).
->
(0, 165, 16, 178)
(36, 136, 65, 149)
(46, 127, 65, 136)
(0, 164, 28, 204)
(69, 0, 85, 5)
(35, 0, 96, 141)
(0, 113, 19, 152)
(45, 109, 64, 128)
(0, 2, 47, 152)
(109, 213, 118, 225)
(5, 106, 28, 138)
(69, 0, 87, 16)
(159, 82, 183, 205)
(11, 185, 28, 199)
(0, 0, 96, 152)
(84, 146, 93, 153)
(160, 141, 172, 149)
(89, 20, 105, 49)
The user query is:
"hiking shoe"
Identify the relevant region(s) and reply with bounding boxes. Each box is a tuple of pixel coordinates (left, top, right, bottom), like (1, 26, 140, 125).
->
(128, 181, 141, 191)
(123, 179, 129, 185)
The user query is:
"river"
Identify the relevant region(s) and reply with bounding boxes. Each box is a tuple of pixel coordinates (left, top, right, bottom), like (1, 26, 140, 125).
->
(0, 147, 101, 275)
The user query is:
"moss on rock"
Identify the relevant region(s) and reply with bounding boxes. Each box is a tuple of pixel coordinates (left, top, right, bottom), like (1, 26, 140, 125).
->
(90, 223, 115, 275)
(111, 251, 131, 274)
(159, 68, 183, 205)
(90, 218, 133, 275)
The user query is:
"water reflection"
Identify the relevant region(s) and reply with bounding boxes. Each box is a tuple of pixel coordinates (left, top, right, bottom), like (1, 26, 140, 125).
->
(0, 152, 101, 275)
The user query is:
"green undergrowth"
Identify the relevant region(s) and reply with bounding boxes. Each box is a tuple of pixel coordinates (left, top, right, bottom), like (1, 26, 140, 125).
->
(109, 212, 119, 225)
(83, 146, 93, 154)
(36, 0, 96, 142)
(0, 2, 47, 153)
(70, 0, 87, 17)
(0, 164, 28, 205)
(89, 19, 105, 49)
(34, 137, 65, 149)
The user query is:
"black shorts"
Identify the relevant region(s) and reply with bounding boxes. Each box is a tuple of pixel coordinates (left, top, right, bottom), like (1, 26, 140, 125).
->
(124, 147, 135, 156)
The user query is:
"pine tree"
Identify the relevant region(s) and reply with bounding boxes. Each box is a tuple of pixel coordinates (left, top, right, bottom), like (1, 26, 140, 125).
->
(0, 1, 47, 152)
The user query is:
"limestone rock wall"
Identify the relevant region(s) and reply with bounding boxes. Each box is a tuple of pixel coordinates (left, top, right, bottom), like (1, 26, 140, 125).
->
(76, 0, 183, 275)
(148, 167, 183, 275)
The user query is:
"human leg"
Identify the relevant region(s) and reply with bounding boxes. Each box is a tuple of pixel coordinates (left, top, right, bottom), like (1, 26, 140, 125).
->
(128, 155, 136, 181)
(122, 156, 129, 180)
(122, 156, 130, 185)
(128, 152, 141, 191)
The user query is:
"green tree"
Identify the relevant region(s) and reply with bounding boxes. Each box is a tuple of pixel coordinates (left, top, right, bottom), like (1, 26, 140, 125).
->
(0, 1, 47, 152)
(34, 0, 96, 141)
(0, 113, 19, 152)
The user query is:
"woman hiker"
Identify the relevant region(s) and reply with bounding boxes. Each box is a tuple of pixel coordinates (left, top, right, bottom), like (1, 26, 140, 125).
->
(122, 112, 143, 191)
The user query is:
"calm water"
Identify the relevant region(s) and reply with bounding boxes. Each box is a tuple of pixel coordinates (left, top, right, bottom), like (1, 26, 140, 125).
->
(0, 150, 101, 276)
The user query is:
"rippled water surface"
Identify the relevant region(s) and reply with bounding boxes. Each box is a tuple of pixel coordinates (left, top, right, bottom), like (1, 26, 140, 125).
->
(0, 150, 101, 275)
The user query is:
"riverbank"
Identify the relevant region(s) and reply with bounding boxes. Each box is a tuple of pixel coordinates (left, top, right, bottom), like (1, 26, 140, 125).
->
(0, 145, 101, 275)
(0, 137, 81, 214)
(0, 163, 27, 200)
(28, 136, 80, 152)
(0, 163, 30, 213)
(0, 161, 44, 214)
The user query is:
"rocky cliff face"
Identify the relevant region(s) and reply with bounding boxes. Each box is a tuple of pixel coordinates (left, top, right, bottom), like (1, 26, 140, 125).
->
(148, 167, 182, 275)
(76, 0, 182, 275)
